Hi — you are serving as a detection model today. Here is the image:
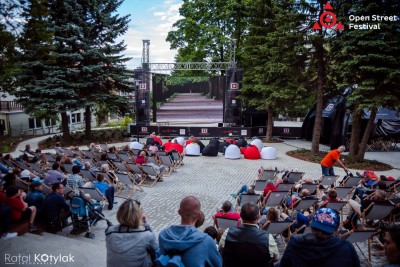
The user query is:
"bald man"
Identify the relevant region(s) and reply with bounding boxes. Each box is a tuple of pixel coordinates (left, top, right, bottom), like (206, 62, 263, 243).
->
(321, 145, 349, 176)
(158, 196, 222, 267)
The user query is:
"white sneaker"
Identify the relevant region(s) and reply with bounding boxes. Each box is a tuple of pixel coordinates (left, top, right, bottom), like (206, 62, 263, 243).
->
(1, 232, 18, 240)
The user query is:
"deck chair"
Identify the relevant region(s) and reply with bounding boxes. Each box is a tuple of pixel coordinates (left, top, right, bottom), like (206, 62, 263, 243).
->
(28, 162, 44, 175)
(113, 161, 129, 173)
(15, 178, 30, 192)
(63, 149, 74, 157)
(63, 185, 76, 200)
(259, 170, 277, 181)
(254, 180, 268, 192)
(341, 176, 362, 187)
(171, 151, 183, 168)
(288, 172, 304, 183)
(291, 199, 318, 215)
(335, 186, 355, 200)
(157, 151, 168, 156)
(146, 156, 159, 165)
(125, 163, 144, 178)
(79, 187, 107, 206)
(320, 175, 340, 187)
(80, 170, 96, 182)
(118, 153, 132, 163)
(41, 184, 52, 195)
(326, 201, 348, 222)
(361, 203, 395, 229)
(340, 230, 377, 264)
(2, 159, 17, 168)
(72, 150, 84, 158)
(99, 143, 108, 150)
(15, 160, 31, 170)
(114, 173, 142, 199)
(63, 164, 74, 174)
(159, 155, 176, 176)
(300, 183, 318, 194)
(277, 183, 295, 193)
(215, 217, 239, 230)
(140, 165, 163, 187)
(131, 149, 140, 155)
(81, 150, 95, 159)
(263, 191, 287, 208)
(237, 194, 261, 210)
(43, 153, 56, 162)
(265, 221, 293, 238)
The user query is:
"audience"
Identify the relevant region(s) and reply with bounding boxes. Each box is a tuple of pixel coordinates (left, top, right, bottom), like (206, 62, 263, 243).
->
(94, 173, 116, 210)
(66, 165, 86, 195)
(105, 199, 158, 267)
(213, 200, 240, 227)
(25, 181, 45, 217)
(0, 180, 18, 240)
(43, 183, 70, 230)
(44, 162, 67, 186)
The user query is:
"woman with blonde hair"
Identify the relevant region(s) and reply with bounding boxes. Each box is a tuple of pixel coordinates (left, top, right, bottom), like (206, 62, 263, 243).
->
(105, 199, 158, 267)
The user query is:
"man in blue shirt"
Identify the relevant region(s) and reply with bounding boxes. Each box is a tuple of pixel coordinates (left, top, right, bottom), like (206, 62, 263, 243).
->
(93, 173, 115, 210)
(43, 183, 70, 231)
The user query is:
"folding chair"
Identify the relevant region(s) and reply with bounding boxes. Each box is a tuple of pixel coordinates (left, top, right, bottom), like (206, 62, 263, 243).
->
(41, 184, 52, 195)
(63, 164, 74, 174)
(79, 187, 107, 206)
(340, 230, 377, 264)
(277, 183, 295, 193)
(2, 159, 17, 168)
(361, 203, 395, 229)
(341, 176, 362, 187)
(171, 151, 183, 168)
(131, 149, 140, 155)
(63, 185, 76, 200)
(99, 143, 108, 151)
(287, 172, 304, 183)
(118, 153, 132, 163)
(140, 165, 163, 187)
(215, 217, 239, 230)
(114, 173, 142, 199)
(63, 149, 74, 157)
(15, 160, 31, 170)
(259, 170, 277, 181)
(15, 178, 30, 192)
(81, 150, 95, 159)
(43, 153, 56, 162)
(290, 199, 318, 216)
(326, 201, 348, 222)
(335, 186, 355, 200)
(265, 221, 293, 238)
(263, 191, 287, 208)
(80, 170, 96, 182)
(300, 183, 318, 194)
(28, 162, 44, 176)
(159, 155, 176, 176)
(237, 194, 261, 210)
(72, 150, 84, 158)
(254, 180, 268, 192)
(320, 175, 340, 187)
(125, 163, 144, 179)
(112, 162, 129, 173)
(146, 156, 159, 166)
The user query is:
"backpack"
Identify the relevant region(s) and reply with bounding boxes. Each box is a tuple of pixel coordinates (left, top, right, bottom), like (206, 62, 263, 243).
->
(342, 212, 359, 231)
(154, 249, 185, 267)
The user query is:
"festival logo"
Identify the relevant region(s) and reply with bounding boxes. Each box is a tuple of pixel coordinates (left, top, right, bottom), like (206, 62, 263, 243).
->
(312, 2, 344, 30)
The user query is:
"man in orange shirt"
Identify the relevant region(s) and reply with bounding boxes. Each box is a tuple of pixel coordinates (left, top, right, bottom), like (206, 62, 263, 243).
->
(320, 145, 349, 176)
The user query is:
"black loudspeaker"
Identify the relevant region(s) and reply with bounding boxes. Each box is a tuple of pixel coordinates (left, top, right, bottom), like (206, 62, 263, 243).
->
(233, 108, 239, 116)
(218, 123, 223, 128)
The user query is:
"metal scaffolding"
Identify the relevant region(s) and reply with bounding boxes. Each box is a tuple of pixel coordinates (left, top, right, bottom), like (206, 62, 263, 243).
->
(147, 61, 236, 71)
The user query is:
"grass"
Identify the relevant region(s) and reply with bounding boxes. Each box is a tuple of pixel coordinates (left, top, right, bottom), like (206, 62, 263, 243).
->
(0, 135, 40, 153)
(286, 149, 392, 171)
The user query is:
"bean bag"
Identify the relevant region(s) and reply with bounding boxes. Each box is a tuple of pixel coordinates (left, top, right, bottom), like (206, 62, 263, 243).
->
(195, 140, 205, 153)
(129, 141, 144, 150)
(175, 137, 185, 147)
(168, 143, 184, 154)
(224, 144, 241, 159)
(250, 139, 263, 152)
(154, 136, 163, 146)
(261, 147, 277, 160)
(240, 147, 246, 155)
(236, 138, 248, 148)
(202, 144, 219, 157)
(186, 143, 201, 156)
(244, 145, 261, 160)
(209, 139, 220, 147)
(218, 141, 229, 153)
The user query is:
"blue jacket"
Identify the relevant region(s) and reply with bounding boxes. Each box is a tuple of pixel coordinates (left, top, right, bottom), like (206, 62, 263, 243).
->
(159, 225, 222, 267)
(280, 233, 360, 267)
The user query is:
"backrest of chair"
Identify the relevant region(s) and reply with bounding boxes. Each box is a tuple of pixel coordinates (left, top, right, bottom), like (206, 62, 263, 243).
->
(344, 231, 376, 243)
(216, 217, 239, 230)
(82, 150, 95, 159)
(260, 170, 277, 181)
(118, 153, 132, 163)
(267, 221, 292, 235)
(3, 159, 16, 168)
(113, 162, 128, 173)
(64, 185, 76, 199)
(277, 183, 294, 192)
(171, 151, 181, 160)
(116, 173, 132, 185)
(157, 151, 168, 156)
(131, 149, 140, 155)
(15, 178, 29, 192)
(326, 201, 348, 212)
(79, 187, 104, 202)
(294, 199, 317, 211)
(16, 161, 30, 170)
(159, 155, 173, 167)
(240, 194, 260, 205)
(254, 180, 268, 191)
(301, 183, 318, 193)
(126, 163, 143, 175)
(99, 143, 108, 150)
(80, 170, 95, 182)
(343, 177, 362, 187)
(141, 165, 158, 176)
(365, 204, 394, 220)
(44, 153, 56, 162)
(29, 162, 43, 175)
(72, 150, 84, 157)
(41, 184, 51, 195)
(147, 156, 158, 165)
(320, 175, 340, 186)
(288, 172, 304, 183)
(64, 149, 74, 157)
(63, 164, 74, 174)
(265, 191, 287, 207)
(335, 187, 354, 199)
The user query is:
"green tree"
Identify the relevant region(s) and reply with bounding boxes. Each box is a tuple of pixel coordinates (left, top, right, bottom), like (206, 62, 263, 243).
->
(0, 22, 18, 93)
(331, 0, 400, 162)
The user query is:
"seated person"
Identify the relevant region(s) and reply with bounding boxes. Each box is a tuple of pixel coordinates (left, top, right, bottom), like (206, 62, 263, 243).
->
(71, 154, 84, 169)
(348, 189, 391, 216)
(320, 189, 340, 208)
(213, 201, 240, 227)
(22, 144, 37, 162)
(66, 165, 86, 195)
(148, 141, 159, 154)
(231, 184, 257, 206)
(135, 151, 146, 165)
(44, 162, 67, 186)
(94, 173, 116, 210)
(43, 183, 70, 230)
(25, 182, 45, 218)
(263, 181, 278, 198)
(260, 207, 294, 237)
(0, 180, 18, 240)
(5, 185, 38, 232)
(101, 164, 118, 184)
(142, 157, 165, 179)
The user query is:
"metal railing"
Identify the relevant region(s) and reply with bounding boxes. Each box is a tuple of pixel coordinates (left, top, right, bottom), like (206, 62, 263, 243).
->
(0, 101, 23, 112)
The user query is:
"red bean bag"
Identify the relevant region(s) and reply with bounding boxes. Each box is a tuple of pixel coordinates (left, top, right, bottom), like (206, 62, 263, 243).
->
(240, 147, 247, 155)
(244, 145, 261, 160)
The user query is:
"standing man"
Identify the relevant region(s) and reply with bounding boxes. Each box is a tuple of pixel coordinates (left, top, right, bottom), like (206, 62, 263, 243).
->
(280, 207, 360, 267)
(219, 202, 279, 267)
(320, 145, 349, 176)
(158, 196, 222, 267)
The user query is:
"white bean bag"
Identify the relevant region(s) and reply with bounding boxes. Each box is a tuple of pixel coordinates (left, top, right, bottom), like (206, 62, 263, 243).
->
(224, 144, 241, 159)
(174, 137, 186, 147)
(261, 146, 277, 160)
(250, 139, 263, 151)
(129, 141, 144, 150)
(185, 143, 201, 156)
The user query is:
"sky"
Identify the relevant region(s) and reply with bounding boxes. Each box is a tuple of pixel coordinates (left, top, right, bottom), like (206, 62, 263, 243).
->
(117, 0, 183, 70)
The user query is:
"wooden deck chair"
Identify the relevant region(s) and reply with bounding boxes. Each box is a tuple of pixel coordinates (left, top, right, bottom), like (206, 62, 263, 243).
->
(320, 175, 340, 187)
(340, 230, 377, 264)
(291, 199, 318, 215)
(159, 155, 176, 176)
(118, 153, 132, 163)
(113, 173, 142, 199)
(63, 149, 74, 157)
(287, 172, 304, 183)
(254, 180, 268, 192)
(2, 159, 17, 168)
(79, 187, 107, 206)
(237, 194, 261, 210)
(341, 176, 362, 187)
(15, 160, 31, 170)
(265, 221, 293, 238)
(277, 183, 295, 193)
(326, 201, 348, 222)
(43, 153, 56, 162)
(80, 170, 96, 182)
(41, 184, 52, 195)
(131, 149, 140, 155)
(63, 164, 74, 174)
(140, 165, 163, 187)
(97, 160, 110, 168)
(15, 178, 30, 192)
(99, 143, 108, 150)
(263, 191, 287, 208)
(81, 150, 95, 159)
(215, 217, 239, 230)
(300, 183, 318, 194)
(171, 151, 183, 168)
(146, 156, 159, 165)
(259, 170, 277, 181)
(361, 203, 395, 229)
(113, 161, 129, 173)
(28, 162, 44, 175)
(72, 150, 84, 158)
(125, 163, 144, 179)
(335, 186, 355, 200)
(157, 151, 168, 156)
(63, 185, 76, 200)
(92, 151, 103, 160)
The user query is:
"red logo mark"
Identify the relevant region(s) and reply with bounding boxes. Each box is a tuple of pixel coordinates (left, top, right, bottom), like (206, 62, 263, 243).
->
(312, 2, 344, 30)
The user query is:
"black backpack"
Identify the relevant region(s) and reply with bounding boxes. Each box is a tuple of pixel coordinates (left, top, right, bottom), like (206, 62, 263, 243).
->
(342, 212, 359, 231)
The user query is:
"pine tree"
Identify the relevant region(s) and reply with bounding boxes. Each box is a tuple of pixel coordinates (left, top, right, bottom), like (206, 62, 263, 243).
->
(0, 22, 18, 93)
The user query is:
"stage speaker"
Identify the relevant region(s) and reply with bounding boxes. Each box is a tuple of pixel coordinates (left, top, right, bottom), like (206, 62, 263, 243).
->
(218, 123, 223, 128)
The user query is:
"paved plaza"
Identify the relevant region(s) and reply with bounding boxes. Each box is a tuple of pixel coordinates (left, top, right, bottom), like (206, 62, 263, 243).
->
(1, 138, 399, 266)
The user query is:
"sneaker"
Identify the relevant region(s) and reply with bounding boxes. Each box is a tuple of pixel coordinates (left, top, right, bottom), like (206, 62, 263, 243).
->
(230, 194, 237, 199)
(1, 232, 18, 240)
(29, 224, 38, 233)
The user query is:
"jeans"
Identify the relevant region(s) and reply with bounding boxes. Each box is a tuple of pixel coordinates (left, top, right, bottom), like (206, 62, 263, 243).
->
(321, 165, 335, 176)
(105, 186, 115, 210)
(237, 185, 249, 206)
